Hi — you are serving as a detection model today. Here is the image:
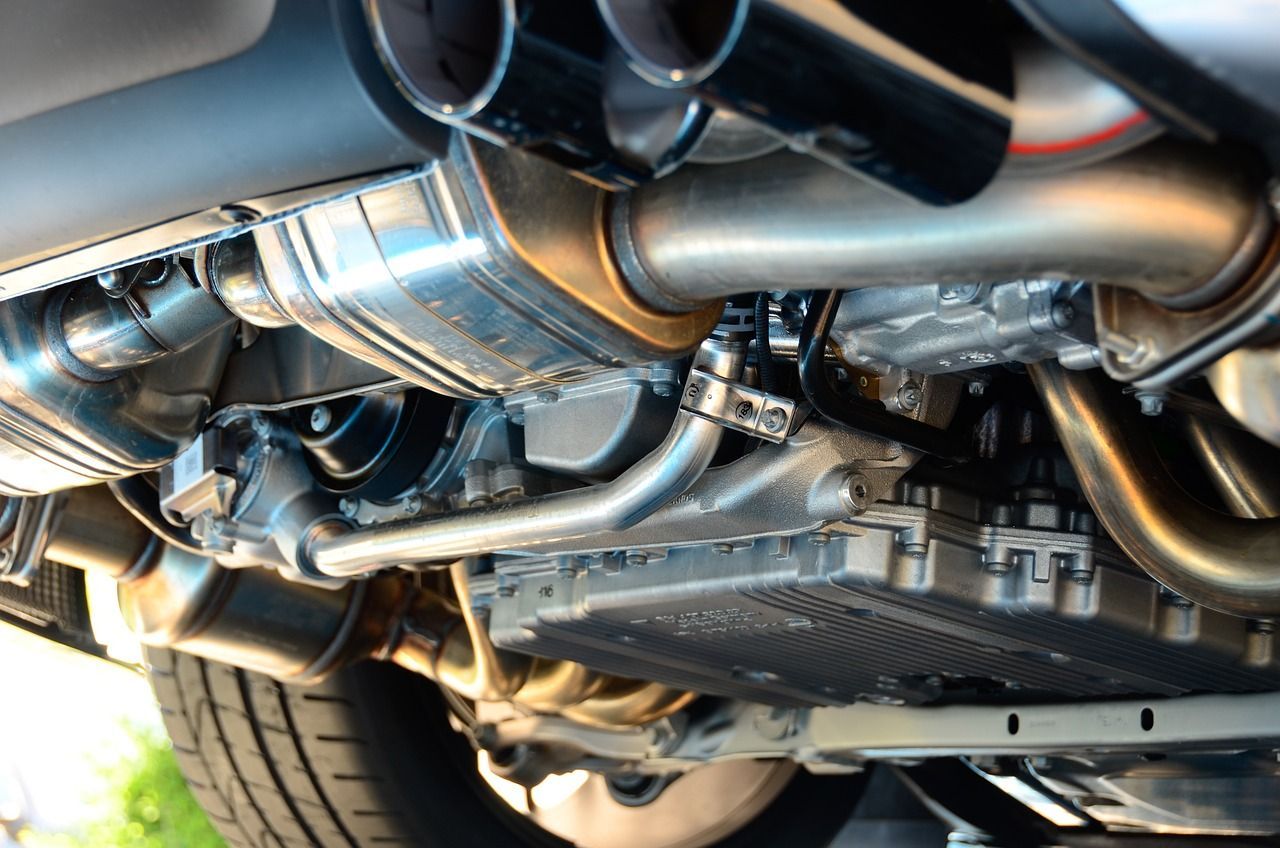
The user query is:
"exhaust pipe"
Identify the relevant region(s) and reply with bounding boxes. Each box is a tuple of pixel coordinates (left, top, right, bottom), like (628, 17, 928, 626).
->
(40, 485, 690, 724)
(305, 337, 747, 578)
(613, 141, 1271, 312)
(1031, 362, 1280, 618)
(365, 0, 711, 188)
(596, 0, 1014, 204)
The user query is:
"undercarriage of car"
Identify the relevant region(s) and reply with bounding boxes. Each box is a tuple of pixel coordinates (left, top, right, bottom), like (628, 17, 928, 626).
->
(2, 1, 1280, 845)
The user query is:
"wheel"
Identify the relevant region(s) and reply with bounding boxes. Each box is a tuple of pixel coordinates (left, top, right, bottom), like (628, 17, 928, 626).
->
(146, 649, 868, 847)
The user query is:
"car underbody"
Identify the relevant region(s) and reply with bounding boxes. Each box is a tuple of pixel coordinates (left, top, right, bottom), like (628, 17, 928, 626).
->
(2, 1, 1280, 844)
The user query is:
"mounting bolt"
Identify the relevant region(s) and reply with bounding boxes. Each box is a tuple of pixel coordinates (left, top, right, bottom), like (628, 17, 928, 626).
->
(309, 404, 333, 432)
(896, 381, 923, 412)
(624, 550, 648, 567)
(808, 531, 831, 547)
(1134, 390, 1165, 417)
(840, 473, 871, 516)
(712, 543, 735, 556)
(402, 495, 422, 515)
(761, 406, 788, 434)
(1050, 301, 1076, 329)
(652, 382, 674, 398)
(536, 390, 559, 404)
(496, 575, 518, 597)
(339, 497, 358, 518)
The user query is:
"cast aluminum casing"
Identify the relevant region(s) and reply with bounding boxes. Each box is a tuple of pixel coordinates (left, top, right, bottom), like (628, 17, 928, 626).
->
(488, 484, 1280, 707)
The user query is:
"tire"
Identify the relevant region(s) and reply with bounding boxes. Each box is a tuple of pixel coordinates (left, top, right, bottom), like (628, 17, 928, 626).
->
(146, 649, 867, 847)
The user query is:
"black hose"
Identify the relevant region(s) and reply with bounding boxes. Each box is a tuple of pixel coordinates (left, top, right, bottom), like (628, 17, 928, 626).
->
(754, 293, 778, 394)
(107, 477, 205, 556)
(797, 290, 960, 455)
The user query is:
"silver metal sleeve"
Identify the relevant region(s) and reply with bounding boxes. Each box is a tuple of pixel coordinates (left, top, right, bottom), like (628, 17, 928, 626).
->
(308, 340, 746, 577)
(57, 265, 234, 373)
(614, 142, 1269, 311)
(1031, 361, 1280, 617)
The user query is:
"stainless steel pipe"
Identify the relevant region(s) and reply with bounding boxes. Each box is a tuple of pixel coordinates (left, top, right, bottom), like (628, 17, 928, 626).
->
(614, 142, 1269, 312)
(1184, 418, 1280, 519)
(1031, 362, 1280, 617)
(308, 339, 746, 578)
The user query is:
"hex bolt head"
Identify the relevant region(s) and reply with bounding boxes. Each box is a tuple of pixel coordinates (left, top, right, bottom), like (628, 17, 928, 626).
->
(624, 550, 648, 567)
(897, 382, 923, 411)
(761, 406, 787, 433)
(310, 404, 333, 432)
(339, 497, 359, 518)
(712, 543, 735, 555)
(1050, 300, 1076, 328)
(808, 531, 831, 547)
(536, 390, 559, 404)
(652, 382, 674, 398)
(1134, 390, 1165, 417)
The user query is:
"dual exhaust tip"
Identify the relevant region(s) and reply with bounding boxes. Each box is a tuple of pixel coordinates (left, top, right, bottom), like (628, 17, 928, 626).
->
(365, 0, 1014, 203)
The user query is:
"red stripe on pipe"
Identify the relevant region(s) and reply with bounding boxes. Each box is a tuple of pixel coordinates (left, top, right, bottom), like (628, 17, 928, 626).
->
(1008, 111, 1150, 156)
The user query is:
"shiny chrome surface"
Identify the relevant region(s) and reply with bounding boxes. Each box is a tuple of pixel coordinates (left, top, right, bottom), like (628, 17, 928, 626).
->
(0, 167, 428, 304)
(55, 260, 233, 373)
(248, 133, 719, 398)
(614, 143, 1268, 310)
(308, 338, 745, 577)
(0, 286, 232, 496)
(1184, 417, 1280, 519)
(1209, 344, 1280, 448)
(1031, 362, 1280, 617)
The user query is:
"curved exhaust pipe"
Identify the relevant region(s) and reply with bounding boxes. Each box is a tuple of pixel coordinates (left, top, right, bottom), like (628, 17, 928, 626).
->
(1031, 362, 1280, 618)
(613, 141, 1271, 312)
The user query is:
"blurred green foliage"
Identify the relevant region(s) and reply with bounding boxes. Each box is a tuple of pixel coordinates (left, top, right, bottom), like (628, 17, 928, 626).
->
(19, 721, 223, 848)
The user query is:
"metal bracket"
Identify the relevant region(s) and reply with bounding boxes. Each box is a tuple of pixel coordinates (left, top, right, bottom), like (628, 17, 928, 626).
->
(680, 369, 797, 443)
(478, 690, 1280, 772)
(0, 494, 67, 586)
